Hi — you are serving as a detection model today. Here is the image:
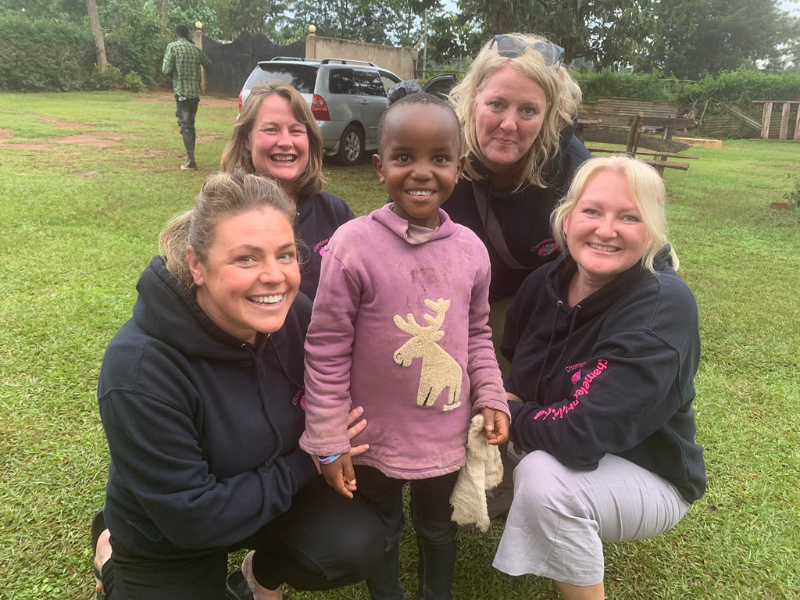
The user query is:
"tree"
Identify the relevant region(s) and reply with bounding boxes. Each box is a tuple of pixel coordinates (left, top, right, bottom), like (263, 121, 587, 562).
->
(456, 0, 689, 68)
(287, 0, 440, 46)
(86, 0, 108, 71)
(637, 0, 800, 79)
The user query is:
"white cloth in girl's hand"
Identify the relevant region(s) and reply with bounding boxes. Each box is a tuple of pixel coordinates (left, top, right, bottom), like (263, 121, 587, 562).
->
(450, 414, 503, 532)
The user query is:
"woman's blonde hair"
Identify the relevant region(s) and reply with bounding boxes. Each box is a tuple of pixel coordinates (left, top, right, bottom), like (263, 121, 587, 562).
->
(449, 33, 582, 191)
(220, 81, 325, 198)
(551, 156, 679, 274)
(159, 169, 298, 290)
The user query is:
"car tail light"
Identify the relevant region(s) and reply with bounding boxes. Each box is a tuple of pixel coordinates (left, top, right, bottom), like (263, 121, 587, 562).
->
(238, 91, 243, 112)
(311, 94, 330, 121)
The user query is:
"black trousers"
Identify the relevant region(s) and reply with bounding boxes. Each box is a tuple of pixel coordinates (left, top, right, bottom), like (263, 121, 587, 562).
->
(105, 478, 385, 600)
(174, 95, 199, 154)
(354, 466, 459, 600)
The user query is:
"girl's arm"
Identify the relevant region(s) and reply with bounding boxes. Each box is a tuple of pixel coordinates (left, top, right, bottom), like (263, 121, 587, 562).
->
(300, 248, 362, 457)
(465, 254, 511, 441)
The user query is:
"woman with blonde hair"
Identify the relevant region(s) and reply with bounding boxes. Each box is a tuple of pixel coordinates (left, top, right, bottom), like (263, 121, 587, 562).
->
(221, 81, 354, 300)
(495, 156, 705, 599)
(443, 33, 591, 375)
(91, 170, 383, 600)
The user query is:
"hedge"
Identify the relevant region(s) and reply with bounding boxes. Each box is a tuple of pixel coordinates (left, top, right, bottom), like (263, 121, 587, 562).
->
(0, 12, 170, 92)
(574, 68, 800, 115)
(0, 13, 96, 91)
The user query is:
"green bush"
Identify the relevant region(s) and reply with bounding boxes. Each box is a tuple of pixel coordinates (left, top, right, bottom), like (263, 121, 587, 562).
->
(573, 68, 800, 116)
(0, 13, 95, 91)
(104, 13, 172, 86)
(675, 68, 800, 112)
(575, 69, 680, 104)
(123, 71, 147, 92)
(784, 175, 800, 208)
(90, 64, 123, 90)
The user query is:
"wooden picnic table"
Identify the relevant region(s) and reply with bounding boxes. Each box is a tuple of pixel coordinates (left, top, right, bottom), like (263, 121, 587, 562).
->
(583, 113, 699, 176)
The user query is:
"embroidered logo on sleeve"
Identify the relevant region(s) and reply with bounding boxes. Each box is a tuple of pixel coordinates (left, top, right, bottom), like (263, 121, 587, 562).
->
(393, 298, 463, 411)
(534, 358, 608, 421)
(531, 237, 556, 257)
(314, 238, 330, 257)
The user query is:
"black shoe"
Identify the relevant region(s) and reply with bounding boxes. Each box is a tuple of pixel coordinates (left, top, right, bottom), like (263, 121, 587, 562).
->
(180, 161, 198, 170)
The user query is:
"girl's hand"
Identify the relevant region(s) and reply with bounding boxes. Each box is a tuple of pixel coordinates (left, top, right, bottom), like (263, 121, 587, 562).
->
(346, 405, 369, 458)
(320, 454, 357, 498)
(481, 408, 510, 446)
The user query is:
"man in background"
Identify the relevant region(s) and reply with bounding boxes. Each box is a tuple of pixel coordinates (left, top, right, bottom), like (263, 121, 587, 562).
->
(162, 24, 212, 170)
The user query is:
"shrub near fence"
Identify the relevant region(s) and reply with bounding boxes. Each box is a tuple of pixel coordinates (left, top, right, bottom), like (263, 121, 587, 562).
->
(0, 13, 96, 92)
(575, 68, 800, 111)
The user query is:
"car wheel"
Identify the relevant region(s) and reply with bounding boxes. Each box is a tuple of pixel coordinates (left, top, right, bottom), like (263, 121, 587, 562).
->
(336, 125, 364, 166)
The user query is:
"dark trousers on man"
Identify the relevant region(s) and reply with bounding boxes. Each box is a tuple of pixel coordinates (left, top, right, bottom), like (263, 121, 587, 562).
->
(354, 465, 460, 600)
(174, 95, 200, 155)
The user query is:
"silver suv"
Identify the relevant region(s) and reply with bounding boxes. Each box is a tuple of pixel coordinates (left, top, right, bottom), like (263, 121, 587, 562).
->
(239, 58, 401, 165)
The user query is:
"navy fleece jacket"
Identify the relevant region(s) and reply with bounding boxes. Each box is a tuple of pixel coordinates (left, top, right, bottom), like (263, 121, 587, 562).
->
(442, 125, 591, 301)
(296, 191, 354, 301)
(98, 257, 317, 560)
(503, 247, 706, 503)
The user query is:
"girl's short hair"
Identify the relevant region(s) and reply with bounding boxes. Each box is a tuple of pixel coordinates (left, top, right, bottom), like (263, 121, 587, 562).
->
(160, 169, 298, 290)
(449, 33, 582, 191)
(220, 81, 326, 198)
(551, 156, 680, 274)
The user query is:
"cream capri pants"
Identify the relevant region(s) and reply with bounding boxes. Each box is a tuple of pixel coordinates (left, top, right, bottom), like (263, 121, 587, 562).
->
(492, 450, 690, 586)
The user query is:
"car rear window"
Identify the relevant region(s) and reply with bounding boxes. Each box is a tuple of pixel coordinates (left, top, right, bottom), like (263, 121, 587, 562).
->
(251, 64, 318, 93)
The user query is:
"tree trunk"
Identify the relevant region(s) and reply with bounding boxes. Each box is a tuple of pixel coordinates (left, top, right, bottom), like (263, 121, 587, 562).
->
(86, 0, 107, 72)
(160, 0, 169, 35)
(489, 0, 518, 37)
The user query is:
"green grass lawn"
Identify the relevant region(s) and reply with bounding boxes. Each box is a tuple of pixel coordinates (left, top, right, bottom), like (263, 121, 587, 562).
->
(1, 91, 798, 599)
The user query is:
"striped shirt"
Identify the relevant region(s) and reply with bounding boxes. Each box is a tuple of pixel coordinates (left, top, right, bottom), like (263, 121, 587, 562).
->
(162, 38, 212, 98)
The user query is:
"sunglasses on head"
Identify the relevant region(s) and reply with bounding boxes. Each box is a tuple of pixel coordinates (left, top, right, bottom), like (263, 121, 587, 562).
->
(489, 35, 565, 68)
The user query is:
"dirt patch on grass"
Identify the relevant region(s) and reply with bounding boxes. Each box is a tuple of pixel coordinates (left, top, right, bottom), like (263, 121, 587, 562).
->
(196, 135, 228, 143)
(0, 132, 135, 150)
(31, 115, 102, 130)
(133, 93, 237, 109)
(201, 97, 238, 108)
(53, 132, 135, 147)
(0, 129, 14, 140)
(1, 143, 50, 151)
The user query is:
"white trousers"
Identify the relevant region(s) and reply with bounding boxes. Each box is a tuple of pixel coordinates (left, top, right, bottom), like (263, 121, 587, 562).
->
(493, 450, 690, 586)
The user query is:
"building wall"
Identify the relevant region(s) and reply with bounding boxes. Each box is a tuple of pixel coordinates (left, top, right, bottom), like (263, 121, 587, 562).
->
(306, 35, 416, 79)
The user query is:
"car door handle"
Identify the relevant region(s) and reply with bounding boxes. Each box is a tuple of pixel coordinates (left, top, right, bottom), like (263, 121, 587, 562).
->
(359, 100, 369, 104)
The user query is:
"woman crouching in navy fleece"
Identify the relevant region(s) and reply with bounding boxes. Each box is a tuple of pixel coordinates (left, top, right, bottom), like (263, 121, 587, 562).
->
(91, 170, 383, 600)
(493, 156, 706, 600)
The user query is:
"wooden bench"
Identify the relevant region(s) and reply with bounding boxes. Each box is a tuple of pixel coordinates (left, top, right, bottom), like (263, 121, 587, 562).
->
(583, 113, 699, 176)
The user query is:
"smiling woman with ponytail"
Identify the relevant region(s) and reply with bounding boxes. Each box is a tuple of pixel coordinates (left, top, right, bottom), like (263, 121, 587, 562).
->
(91, 170, 383, 600)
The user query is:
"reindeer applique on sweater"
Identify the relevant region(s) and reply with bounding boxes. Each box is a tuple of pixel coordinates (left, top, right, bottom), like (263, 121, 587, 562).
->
(393, 298, 463, 411)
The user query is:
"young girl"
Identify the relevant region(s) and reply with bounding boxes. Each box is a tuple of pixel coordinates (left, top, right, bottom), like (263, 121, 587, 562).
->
(300, 93, 511, 600)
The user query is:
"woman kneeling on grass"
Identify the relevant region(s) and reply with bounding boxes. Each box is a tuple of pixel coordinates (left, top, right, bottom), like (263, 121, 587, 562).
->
(494, 156, 706, 599)
(91, 170, 383, 600)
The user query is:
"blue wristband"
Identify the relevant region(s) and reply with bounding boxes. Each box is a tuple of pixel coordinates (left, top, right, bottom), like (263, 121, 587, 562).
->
(318, 454, 342, 465)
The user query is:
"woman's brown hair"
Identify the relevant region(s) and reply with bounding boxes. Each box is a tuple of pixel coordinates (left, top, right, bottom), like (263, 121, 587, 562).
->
(220, 81, 326, 199)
